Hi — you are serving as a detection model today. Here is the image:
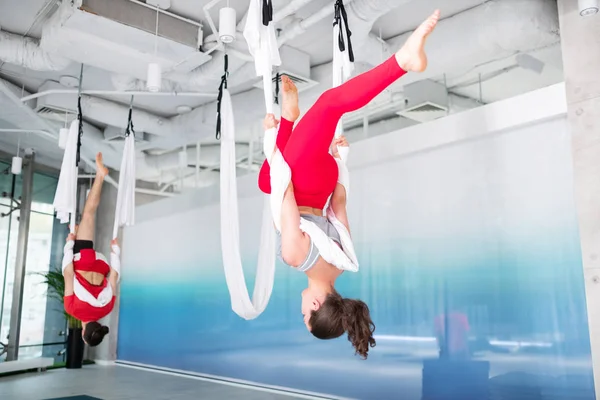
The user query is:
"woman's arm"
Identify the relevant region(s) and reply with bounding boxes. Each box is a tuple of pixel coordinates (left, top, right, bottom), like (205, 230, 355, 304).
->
(109, 239, 120, 293)
(63, 263, 75, 296)
(62, 233, 76, 296)
(331, 136, 351, 233)
(331, 183, 351, 234)
(263, 113, 310, 267)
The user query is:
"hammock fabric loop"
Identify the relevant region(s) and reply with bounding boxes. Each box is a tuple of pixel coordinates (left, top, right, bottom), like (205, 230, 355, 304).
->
(274, 72, 280, 105)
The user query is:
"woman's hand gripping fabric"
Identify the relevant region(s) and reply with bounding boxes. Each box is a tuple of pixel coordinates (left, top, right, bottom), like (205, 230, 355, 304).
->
(263, 113, 280, 164)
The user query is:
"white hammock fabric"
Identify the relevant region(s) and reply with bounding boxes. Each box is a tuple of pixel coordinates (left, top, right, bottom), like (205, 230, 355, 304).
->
(243, 0, 281, 78)
(54, 119, 131, 306)
(220, 0, 360, 319)
(53, 119, 80, 233)
(112, 133, 136, 239)
(216, 0, 281, 320)
(220, 89, 276, 320)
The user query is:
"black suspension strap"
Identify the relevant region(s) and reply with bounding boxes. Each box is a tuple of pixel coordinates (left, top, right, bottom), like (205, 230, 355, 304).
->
(125, 95, 135, 137)
(76, 64, 84, 167)
(262, 0, 273, 26)
(274, 72, 280, 105)
(216, 54, 229, 140)
(334, 0, 355, 63)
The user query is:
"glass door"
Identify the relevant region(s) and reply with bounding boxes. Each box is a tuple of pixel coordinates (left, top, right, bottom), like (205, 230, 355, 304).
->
(0, 163, 62, 362)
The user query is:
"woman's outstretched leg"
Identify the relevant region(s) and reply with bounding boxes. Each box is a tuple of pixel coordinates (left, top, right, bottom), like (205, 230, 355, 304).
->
(76, 153, 108, 241)
(286, 10, 440, 160)
(283, 10, 440, 208)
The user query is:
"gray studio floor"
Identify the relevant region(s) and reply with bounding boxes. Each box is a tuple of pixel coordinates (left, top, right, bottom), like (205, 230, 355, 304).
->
(0, 364, 318, 400)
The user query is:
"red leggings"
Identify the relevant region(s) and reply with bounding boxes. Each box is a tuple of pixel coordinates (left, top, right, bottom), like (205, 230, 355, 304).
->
(258, 56, 406, 209)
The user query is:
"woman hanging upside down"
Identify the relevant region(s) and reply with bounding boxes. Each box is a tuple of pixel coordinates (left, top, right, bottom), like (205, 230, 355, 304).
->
(258, 10, 440, 359)
(62, 152, 121, 347)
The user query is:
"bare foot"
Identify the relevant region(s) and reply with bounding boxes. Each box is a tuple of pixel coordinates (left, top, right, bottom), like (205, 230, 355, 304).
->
(281, 75, 300, 122)
(395, 10, 440, 73)
(95, 152, 109, 178)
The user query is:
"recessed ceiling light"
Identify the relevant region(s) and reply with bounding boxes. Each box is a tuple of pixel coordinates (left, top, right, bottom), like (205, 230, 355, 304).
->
(579, 0, 599, 16)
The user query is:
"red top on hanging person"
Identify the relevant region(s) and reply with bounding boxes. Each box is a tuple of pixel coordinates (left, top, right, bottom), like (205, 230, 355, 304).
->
(64, 248, 116, 322)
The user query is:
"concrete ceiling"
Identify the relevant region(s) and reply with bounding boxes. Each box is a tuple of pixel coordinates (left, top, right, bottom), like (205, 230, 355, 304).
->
(0, 0, 565, 192)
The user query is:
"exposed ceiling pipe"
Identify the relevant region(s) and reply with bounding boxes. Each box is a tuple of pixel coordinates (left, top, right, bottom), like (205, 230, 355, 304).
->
(277, 4, 337, 46)
(21, 88, 216, 103)
(0, 128, 55, 140)
(273, 0, 317, 22)
(0, 29, 72, 71)
(78, 95, 173, 137)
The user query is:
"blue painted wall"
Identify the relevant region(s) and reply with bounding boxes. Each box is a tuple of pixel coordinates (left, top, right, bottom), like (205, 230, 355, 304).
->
(117, 116, 595, 399)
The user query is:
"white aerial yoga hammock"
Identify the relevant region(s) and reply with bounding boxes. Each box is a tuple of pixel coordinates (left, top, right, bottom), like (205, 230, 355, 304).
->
(220, 89, 276, 320)
(220, 0, 359, 320)
(54, 105, 134, 307)
(217, 0, 281, 320)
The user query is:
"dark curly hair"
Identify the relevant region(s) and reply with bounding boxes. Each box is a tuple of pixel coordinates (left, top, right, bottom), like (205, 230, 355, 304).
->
(83, 321, 109, 347)
(308, 290, 376, 359)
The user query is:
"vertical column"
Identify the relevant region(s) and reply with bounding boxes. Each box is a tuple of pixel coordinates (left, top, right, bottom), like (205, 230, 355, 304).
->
(558, 1, 600, 396)
(5, 151, 35, 361)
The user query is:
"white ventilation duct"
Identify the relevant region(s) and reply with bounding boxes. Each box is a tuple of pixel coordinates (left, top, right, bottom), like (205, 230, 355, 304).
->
(111, 11, 251, 91)
(39, 0, 211, 82)
(0, 30, 72, 71)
